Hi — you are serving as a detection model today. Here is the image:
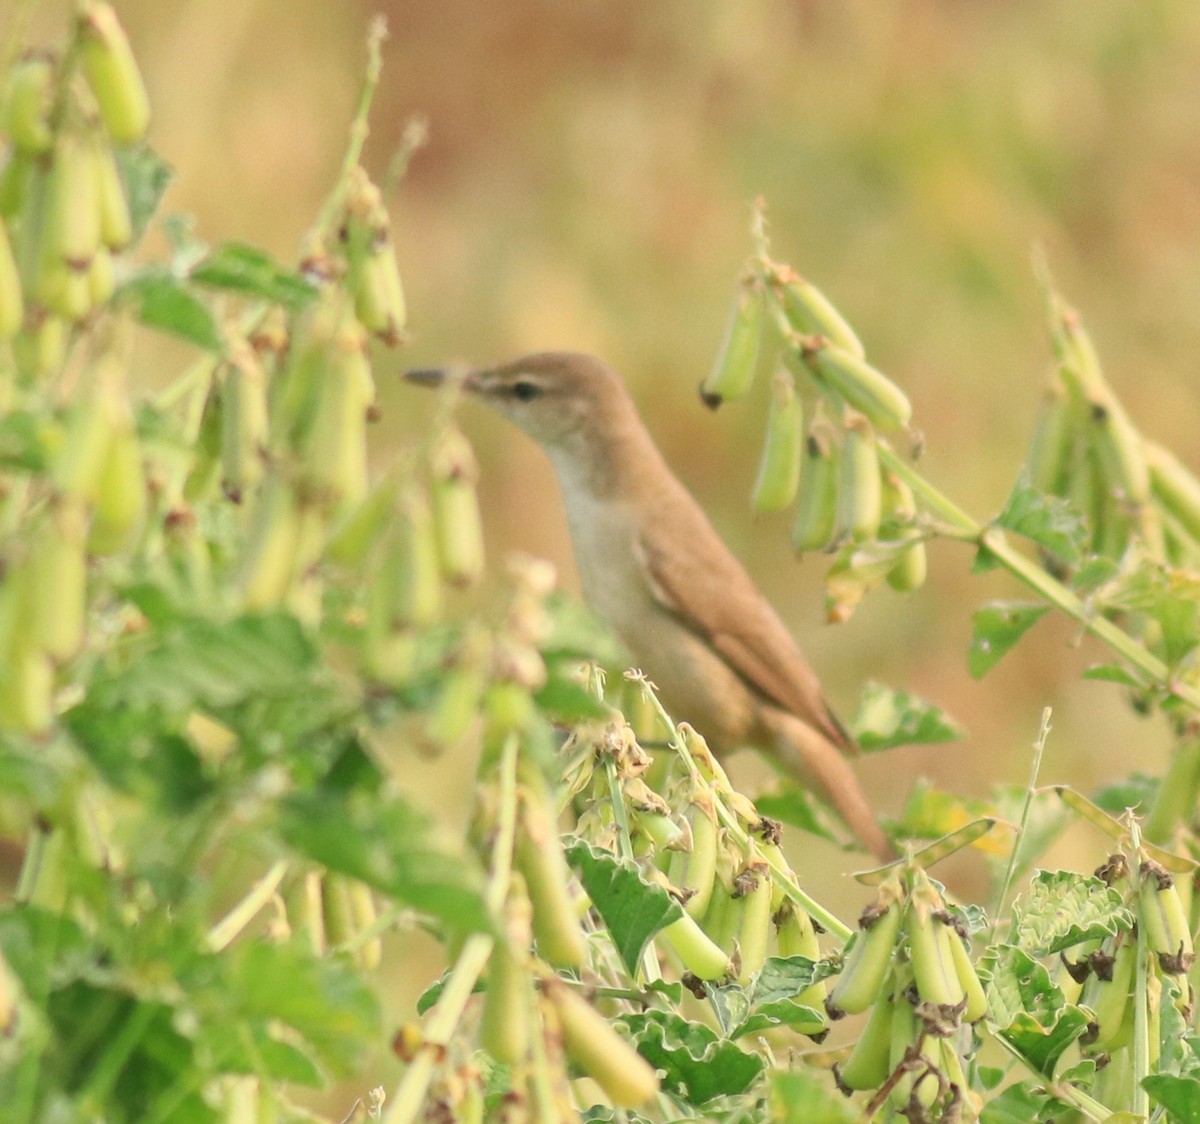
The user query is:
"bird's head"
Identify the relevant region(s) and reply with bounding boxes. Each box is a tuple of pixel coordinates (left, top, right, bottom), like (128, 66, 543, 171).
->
(405, 351, 633, 450)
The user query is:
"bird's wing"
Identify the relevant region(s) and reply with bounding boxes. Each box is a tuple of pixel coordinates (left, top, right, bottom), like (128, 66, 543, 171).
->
(634, 512, 855, 753)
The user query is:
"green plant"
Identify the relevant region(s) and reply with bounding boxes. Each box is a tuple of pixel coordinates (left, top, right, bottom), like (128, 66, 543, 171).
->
(5, 8, 1200, 1124)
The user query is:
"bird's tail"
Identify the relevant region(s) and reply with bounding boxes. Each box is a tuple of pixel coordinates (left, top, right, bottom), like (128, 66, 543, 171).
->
(762, 709, 894, 861)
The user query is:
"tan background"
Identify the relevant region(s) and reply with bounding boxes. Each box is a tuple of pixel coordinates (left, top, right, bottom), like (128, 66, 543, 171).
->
(14, 0, 1200, 1107)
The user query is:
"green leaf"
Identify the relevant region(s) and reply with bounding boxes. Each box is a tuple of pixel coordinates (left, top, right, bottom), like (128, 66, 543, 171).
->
(564, 839, 681, 974)
(1009, 870, 1134, 956)
(996, 482, 1087, 564)
(752, 783, 838, 845)
(770, 1069, 861, 1124)
(899, 782, 1006, 855)
(0, 409, 54, 471)
(1082, 662, 1139, 686)
(731, 999, 825, 1040)
(119, 267, 222, 351)
(190, 243, 318, 309)
(750, 955, 837, 1005)
(1091, 773, 1157, 818)
(1144, 1075, 1200, 1124)
(850, 680, 964, 752)
(978, 1081, 1059, 1124)
(983, 944, 1090, 1077)
(620, 1009, 763, 1105)
(115, 145, 173, 245)
(968, 601, 1050, 678)
(278, 787, 490, 935)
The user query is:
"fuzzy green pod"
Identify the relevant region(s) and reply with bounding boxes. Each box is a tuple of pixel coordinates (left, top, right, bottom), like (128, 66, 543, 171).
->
(802, 339, 911, 431)
(95, 139, 133, 250)
(429, 425, 485, 588)
(343, 167, 407, 345)
(1, 52, 55, 154)
(77, 1, 151, 144)
(700, 273, 764, 408)
(666, 794, 719, 919)
(837, 419, 882, 542)
(772, 266, 864, 359)
(792, 424, 839, 552)
(751, 370, 803, 512)
(1026, 381, 1076, 496)
(881, 471, 926, 592)
(835, 976, 894, 1091)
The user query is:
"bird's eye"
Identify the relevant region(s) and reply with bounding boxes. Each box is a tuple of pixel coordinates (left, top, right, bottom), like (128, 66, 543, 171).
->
(512, 380, 541, 402)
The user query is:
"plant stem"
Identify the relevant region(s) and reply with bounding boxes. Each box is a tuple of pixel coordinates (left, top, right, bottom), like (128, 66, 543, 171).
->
(381, 735, 519, 1124)
(207, 860, 288, 952)
(1142, 735, 1200, 845)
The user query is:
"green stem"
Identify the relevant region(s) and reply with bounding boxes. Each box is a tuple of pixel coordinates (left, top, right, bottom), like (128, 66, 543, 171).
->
(206, 860, 288, 952)
(1142, 735, 1200, 845)
(308, 15, 388, 248)
(381, 735, 519, 1124)
(77, 1000, 157, 1107)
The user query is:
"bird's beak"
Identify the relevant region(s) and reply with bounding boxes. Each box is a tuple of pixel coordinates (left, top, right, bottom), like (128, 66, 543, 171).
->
(403, 367, 479, 392)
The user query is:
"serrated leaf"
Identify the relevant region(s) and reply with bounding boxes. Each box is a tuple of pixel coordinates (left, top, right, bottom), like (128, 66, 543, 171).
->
(996, 482, 1087, 564)
(620, 1009, 763, 1105)
(119, 267, 222, 351)
(770, 1069, 861, 1124)
(1009, 870, 1133, 956)
(1144, 1075, 1200, 1124)
(190, 242, 318, 309)
(850, 680, 964, 752)
(116, 145, 173, 245)
(969, 601, 1050, 678)
(279, 787, 489, 935)
(564, 839, 682, 974)
(983, 945, 1089, 1076)
(750, 955, 837, 1006)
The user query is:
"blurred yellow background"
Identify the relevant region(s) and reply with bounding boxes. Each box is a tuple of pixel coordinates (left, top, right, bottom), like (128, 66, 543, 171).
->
(13, 0, 1200, 1106)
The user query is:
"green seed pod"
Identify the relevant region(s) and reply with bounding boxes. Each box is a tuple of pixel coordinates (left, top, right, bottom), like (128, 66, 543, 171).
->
(424, 627, 490, 750)
(480, 889, 533, 1066)
(1088, 394, 1149, 505)
(0, 216, 23, 339)
(240, 471, 303, 611)
(835, 975, 895, 1091)
(325, 469, 400, 568)
(29, 498, 89, 661)
(544, 979, 659, 1108)
(802, 339, 911, 430)
(43, 130, 102, 270)
(775, 901, 827, 1011)
(881, 472, 926, 592)
(1, 52, 56, 155)
(1138, 859, 1194, 975)
(825, 876, 904, 1018)
(905, 869, 965, 1009)
(946, 924, 987, 1023)
(666, 792, 719, 919)
(343, 167, 407, 345)
(12, 314, 66, 382)
(751, 369, 803, 512)
(792, 424, 839, 552)
(514, 782, 586, 969)
(0, 147, 35, 216)
(221, 344, 270, 501)
(772, 266, 864, 359)
(0, 642, 55, 734)
(77, 1, 151, 144)
(700, 273, 764, 408)
(89, 400, 146, 556)
(837, 419, 882, 542)
(732, 860, 773, 985)
(347, 881, 382, 971)
(387, 489, 443, 627)
(95, 139, 132, 250)
(700, 847, 740, 955)
(320, 871, 356, 950)
(429, 425, 485, 588)
(290, 870, 326, 957)
(1080, 934, 1136, 1049)
(1027, 381, 1076, 496)
(87, 246, 115, 308)
(53, 356, 123, 498)
(1147, 440, 1200, 543)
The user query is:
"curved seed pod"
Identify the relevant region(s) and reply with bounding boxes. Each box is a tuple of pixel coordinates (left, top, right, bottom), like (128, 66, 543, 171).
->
(429, 425, 485, 588)
(183, 375, 223, 502)
(1093, 1044, 1133, 1109)
(906, 870, 965, 1009)
(732, 860, 773, 984)
(545, 978, 659, 1108)
(220, 344, 269, 501)
(94, 139, 132, 251)
(481, 887, 533, 1065)
(775, 901, 827, 1010)
(700, 846, 740, 956)
(802, 339, 911, 430)
(836, 974, 895, 1091)
(792, 424, 839, 552)
(658, 908, 732, 981)
(239, 472, 302, 611)
(54, 357, 122, 498)
(1, 52, 55, 154)
(700, 273, 764, 408)
(385, 489, 443, 628)
(1027, 382, 1076, 496)
(1088, 394, 1150, 505)
(320, 872, 355, 950)
(837, 418, 882, 543)
(826, 876, 905, 1018)
(309, 314, 375, 510)
(772, 266, 864, 359)
(89, 404, 146, 556)
(946, 925, 987, 1023)
(29, 498, 88, 661)
(325, 470, 400, 568)
(87, 246, 115, 308)
(1146, 440, 1200, 543)
(289, 870, 326, 956)
(881, 471, 926, 593)
(0, 643, 55, 734)
(348, 881, 382, 971)
(751, 370, 803, 512)
(1139, 859, 1194, 975)
(77, 2, 151, 144)
(514, 784, 586, 969)
(43, 130, 102, 271)
(424, 627, 490, 749)
(1080, 934, 1136, 1049)
(0, 217, 23, 340)
(666, 792, 719, 919)
(343, 168, 406, 344)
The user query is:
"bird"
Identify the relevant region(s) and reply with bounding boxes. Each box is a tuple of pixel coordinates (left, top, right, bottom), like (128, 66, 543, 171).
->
(405, 352, 892, 860)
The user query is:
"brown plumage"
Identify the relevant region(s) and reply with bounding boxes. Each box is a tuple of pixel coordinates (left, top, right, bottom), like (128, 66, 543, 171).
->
(406, 352, 892, 859)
